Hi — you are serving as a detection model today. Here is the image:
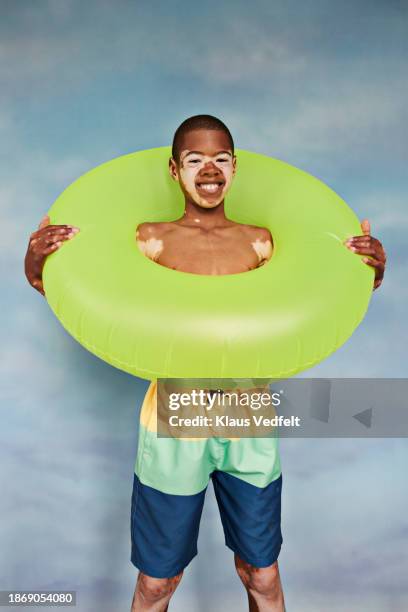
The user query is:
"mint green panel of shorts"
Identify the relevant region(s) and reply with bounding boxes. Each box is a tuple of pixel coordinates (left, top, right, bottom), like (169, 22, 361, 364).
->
(135, 425, 282, 495)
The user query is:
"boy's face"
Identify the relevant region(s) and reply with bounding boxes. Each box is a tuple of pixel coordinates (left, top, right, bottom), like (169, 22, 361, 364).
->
(169, 129, 236, 209)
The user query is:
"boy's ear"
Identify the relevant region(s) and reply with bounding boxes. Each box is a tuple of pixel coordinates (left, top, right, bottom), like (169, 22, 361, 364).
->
(169, 157, 179, 181)
(232, 155, 237, 177)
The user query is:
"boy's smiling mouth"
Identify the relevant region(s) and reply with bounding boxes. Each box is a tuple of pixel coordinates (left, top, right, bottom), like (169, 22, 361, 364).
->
(195, 179, 225, 197)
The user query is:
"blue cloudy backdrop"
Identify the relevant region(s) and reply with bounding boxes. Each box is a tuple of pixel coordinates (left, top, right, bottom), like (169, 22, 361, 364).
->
(1, 1, 407, 611)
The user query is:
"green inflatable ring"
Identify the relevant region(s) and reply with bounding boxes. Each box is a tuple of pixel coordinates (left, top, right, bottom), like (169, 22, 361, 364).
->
(43, 147, 373, 380)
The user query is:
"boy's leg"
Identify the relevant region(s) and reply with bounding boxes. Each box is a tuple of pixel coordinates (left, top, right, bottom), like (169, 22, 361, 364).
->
(211, 437, 284, 611)
(131, 382, 213, 579)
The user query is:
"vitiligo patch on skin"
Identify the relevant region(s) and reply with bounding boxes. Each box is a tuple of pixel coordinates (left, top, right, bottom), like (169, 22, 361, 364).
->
(251, 238, 273, 264)
(136, 235, 164, 261)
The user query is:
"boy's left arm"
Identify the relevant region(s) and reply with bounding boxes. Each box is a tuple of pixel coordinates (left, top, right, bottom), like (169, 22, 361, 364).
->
(343, 219, 387, 290)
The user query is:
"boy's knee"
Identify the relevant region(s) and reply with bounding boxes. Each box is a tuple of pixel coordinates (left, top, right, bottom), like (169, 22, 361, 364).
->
(235, 556, 280, 596)
(137, 571, 183, 603)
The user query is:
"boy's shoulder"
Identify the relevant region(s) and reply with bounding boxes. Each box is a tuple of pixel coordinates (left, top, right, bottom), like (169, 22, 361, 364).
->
(136, 221, 177, 240)
(240, 223, 272, 243)
(239, 223, 273, 264)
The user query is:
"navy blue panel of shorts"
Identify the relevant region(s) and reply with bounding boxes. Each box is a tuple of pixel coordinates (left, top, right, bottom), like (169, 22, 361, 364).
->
(130, 471, 283, 578)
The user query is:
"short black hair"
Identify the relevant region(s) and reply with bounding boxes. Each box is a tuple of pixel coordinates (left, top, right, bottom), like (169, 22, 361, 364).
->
(172, 114, 234, 162)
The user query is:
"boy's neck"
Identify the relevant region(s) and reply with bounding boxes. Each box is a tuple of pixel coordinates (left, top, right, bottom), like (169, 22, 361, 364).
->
(181, 199, 228, 229)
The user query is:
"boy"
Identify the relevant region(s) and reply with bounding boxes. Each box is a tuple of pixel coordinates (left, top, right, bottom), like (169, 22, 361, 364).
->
(25, 115, 386, 612)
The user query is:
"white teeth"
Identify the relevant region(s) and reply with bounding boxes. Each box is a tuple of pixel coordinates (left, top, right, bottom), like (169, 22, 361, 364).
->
(198, 183, 220, 193)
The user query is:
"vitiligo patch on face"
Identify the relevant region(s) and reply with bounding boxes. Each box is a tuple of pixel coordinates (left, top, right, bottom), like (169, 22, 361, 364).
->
(251, 239, 273, 264)
(137, 236, 164, 261)
(179, 151, 233, 170)
(178, 149, 235, 209)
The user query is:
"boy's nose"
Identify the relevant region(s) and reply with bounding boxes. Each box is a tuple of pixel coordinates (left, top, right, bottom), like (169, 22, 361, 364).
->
(200, 161, 221, 175)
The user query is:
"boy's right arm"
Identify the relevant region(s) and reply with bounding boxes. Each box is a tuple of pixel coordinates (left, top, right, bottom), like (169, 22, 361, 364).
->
(24, 214, 79, 296)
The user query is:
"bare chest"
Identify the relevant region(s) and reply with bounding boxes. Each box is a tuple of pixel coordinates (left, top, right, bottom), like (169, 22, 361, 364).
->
(139, 228, 265, 275)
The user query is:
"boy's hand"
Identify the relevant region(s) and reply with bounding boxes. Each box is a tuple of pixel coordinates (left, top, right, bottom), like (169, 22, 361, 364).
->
(24, 214, 80, 296)
(343, 219, 386, 290)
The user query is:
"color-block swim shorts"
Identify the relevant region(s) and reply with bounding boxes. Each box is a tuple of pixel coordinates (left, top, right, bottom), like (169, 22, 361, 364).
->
(130, 382, 283, 579)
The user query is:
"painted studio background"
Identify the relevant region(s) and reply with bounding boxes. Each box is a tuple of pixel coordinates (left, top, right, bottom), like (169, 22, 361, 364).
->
(1, 2, 407, 611)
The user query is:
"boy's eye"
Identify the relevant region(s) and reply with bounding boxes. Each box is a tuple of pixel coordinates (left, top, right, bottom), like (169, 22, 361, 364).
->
(188, 158, 201, 164)
(216, 157, 229, 163)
